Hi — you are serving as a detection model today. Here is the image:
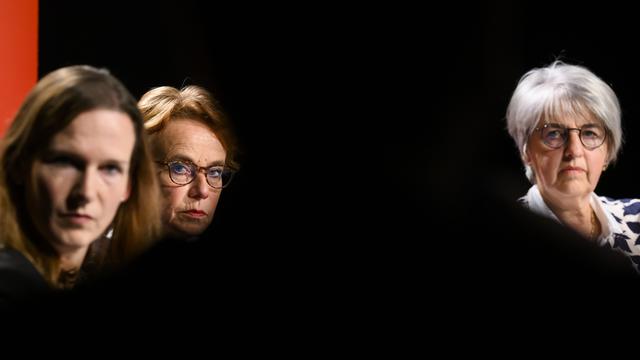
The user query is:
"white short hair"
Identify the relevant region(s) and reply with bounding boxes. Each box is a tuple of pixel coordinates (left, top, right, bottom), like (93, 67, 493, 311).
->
(506, 61, 622, 183)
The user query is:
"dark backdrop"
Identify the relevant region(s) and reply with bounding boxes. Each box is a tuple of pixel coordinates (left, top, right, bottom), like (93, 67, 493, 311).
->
(21, 1, 640, 345)
(39, 1, 364, 239)
(382, 3, 640, 229)
(35, 1, 640, 328)
(38, 0, 640, 264)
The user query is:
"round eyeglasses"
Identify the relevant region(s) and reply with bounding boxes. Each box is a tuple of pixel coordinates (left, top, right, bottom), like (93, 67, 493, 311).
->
(534, 123, 607, 150)
(156, 160, 235, 189)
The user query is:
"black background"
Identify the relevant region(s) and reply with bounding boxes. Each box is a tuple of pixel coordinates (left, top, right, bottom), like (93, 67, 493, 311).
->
(40, 1, 368, 238)
(38, 1, 640, 261)
(30, 1, 640, 336)
(372, 3, 640, 248)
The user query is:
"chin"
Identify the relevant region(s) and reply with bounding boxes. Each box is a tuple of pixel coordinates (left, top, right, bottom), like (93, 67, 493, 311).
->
(55, 233, 99, 248)
(168, 224, 207, 239)
(182, 226, 207, 237)
(557, 186, 590, 197)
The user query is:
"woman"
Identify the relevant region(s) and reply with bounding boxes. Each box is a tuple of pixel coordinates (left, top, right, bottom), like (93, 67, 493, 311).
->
(0, 65, 162, 302)
(506, 61, 640, 270)
(139, 85, 239, 240)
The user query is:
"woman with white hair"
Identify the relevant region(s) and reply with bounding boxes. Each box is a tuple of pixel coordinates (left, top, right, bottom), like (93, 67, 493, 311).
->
(506, 60, 640, 270)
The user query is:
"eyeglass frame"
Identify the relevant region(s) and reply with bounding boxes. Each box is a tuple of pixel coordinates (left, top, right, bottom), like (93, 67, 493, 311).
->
(155, 160, 235, 189)
(533, 122, 608, 150)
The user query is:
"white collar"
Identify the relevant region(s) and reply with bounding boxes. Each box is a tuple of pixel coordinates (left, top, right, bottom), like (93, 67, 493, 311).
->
(523, 185, 621, 242)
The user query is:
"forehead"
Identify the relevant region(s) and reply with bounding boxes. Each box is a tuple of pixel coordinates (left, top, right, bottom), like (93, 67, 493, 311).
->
(153, 118, 226, 161)
(49, 109, 135, 160)
(540, 102, 601, 127)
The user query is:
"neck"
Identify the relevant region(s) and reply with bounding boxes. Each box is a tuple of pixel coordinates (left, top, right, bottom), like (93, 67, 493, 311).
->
(544, 195, 599, 241)
(164, 226, 199, 242)
(50, 246, 89, 289)
(542, 188, 592, 215)
(548, 200, 592, 220)
(57, 246, 89, 273)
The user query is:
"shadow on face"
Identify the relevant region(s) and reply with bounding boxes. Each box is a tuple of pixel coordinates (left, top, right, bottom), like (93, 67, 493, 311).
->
(28, 109, 135, 264)
(149, 118, 227, 239)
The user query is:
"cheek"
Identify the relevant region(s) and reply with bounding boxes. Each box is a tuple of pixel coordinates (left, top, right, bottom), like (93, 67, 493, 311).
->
(529, 153, 551, 172)
(203, 193, 221, 214)
(98, 176, 131, 222)
(113, 176, 130, 199)
(103, 190, 124, 212)
(529, 152, 563, 184)
(30, 172, 62, 235)
(34, 174, 66, 209)
(162, 186, 189, 213)
(588, 154, 607, 177)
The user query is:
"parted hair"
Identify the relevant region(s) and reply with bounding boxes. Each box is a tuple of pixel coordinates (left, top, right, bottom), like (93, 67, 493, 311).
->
(139, 85, 239, 171)
(506, 60, 622, 183)
(0, 65, 163, 287)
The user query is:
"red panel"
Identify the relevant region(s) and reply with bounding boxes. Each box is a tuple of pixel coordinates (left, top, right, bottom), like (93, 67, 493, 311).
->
(0, 0, 38, 136)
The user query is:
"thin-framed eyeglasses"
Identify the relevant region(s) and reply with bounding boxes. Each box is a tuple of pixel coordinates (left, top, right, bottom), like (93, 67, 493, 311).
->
(534, 123, 607, 150)
(155, 160, 235, 189)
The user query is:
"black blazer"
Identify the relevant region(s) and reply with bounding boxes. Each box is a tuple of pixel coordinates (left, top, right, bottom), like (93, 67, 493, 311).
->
(0, 247, 50, 308)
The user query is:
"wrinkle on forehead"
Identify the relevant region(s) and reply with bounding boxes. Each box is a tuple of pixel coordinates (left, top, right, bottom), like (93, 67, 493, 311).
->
(151, 118, 226, 166)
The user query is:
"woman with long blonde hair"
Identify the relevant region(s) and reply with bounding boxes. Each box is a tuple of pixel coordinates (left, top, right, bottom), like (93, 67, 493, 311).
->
(0, 65, 162, 302)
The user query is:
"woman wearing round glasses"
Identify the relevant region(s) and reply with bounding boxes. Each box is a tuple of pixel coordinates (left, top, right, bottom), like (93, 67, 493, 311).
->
(506, 61, 640, 269)
(139, 85, 238, 240)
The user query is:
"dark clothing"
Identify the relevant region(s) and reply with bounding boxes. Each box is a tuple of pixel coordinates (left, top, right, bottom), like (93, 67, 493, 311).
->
(0, 247, 50, 308)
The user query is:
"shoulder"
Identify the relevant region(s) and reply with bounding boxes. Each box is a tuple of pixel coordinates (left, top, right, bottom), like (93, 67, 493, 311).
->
(598, 196, 640, 217)
(597, 196, 640, 234)
(0, 247, 50, 307)
(596, 197, 640, 266)
(0, 247, 34, 272)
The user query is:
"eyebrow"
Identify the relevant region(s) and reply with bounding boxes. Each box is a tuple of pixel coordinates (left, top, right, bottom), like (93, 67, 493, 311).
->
(44, 149, 130, 165)
(167, 154, 226, 167)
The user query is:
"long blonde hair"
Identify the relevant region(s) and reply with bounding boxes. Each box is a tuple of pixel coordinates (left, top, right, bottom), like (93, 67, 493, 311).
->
(0, 65, 163, 287)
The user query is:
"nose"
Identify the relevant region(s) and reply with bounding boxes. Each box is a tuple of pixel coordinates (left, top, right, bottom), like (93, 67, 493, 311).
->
(67, 168, 98, 208)
(563, 129, 584, 159)
(188, 171, 210, 199)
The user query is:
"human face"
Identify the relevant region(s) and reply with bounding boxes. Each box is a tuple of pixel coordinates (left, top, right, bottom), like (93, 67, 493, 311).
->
(525, 114, 608, 203)
(150, 118, 227, 238)
(29, 109, 135, 259)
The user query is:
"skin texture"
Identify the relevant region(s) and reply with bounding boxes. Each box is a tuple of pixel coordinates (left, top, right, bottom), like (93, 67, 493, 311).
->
(29, 109, 134, 270)
(525, 114, 608, 238)
(150, 118, 227, 239)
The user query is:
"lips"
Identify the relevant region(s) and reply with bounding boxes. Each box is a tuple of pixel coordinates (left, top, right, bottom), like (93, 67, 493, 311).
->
(561, 166, 586, 173)
(182, 209, 208, 218)
(59, 212, 94, 225)
(60, 212, 93, 219)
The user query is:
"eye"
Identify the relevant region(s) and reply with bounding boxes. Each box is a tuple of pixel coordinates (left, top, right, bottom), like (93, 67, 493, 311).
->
(544, 127, 564, 140)
(207, 166, 224, 179)
(101, 163, 124, 176)
(581, 128, 602, 139)
(169, 162, 193, 176)
(44, 155, 80, 169)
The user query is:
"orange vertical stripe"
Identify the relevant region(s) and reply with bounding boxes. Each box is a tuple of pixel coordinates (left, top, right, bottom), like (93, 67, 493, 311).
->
(0, 0, 38, 136)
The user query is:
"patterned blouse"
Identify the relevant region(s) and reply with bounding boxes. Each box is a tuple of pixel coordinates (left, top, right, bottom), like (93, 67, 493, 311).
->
(519, 185, 640, 272)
